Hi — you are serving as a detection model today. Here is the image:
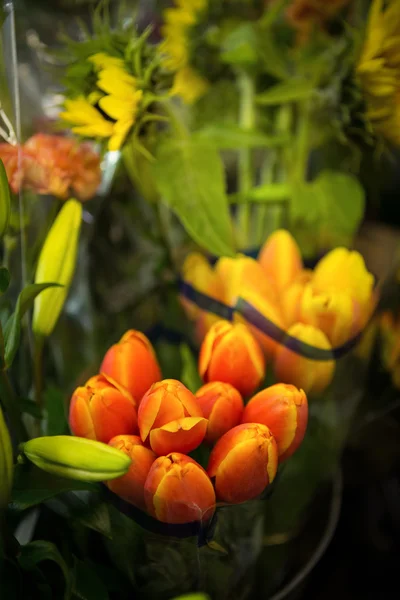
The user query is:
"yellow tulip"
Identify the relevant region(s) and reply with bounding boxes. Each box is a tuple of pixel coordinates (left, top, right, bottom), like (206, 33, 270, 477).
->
(33, 199, 82, 337)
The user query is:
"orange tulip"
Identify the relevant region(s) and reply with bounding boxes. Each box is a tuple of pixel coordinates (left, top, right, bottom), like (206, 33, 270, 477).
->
(242, 384, 308, 461)
(195, 382, 244, 444)
(273, 323, 335, 395)
(144, 453, 216, 524)
(207, 423, 278, 503)
(69, 374, 138, 444)
(100, 330, 162, 405)
(258, 230, 303, 293)
(199, 320, 265, 397)
(181, 252, 223, 321)
(138, 379, 207, 455)
(107, 435, 156, 511)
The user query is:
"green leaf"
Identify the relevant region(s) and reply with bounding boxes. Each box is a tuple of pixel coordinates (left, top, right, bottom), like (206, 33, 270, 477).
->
(3, 282, 61, 369)
(256, 79, 315, 105)
(19, 541, 71, 600)
(72, 558, 109, 600)
(43, 385, 68, 436)
(0, 267, 10, 293)
(19, 398, 43, 419)
(46, 492, 112, 538)
(221, 23, 259, 66)
(193, 125, 288, 149)
(291, 170, 365, 246)
(11, 464, 100, 511)
(153, 139, 235, 257)
(179, 344, 202, 393)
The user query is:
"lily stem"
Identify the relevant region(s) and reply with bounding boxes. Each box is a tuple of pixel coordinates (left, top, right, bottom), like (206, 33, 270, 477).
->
(237, 71, 256, 249)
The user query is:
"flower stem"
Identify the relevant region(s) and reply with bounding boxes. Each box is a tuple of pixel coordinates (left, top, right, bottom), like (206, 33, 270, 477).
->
(0, 368, 27, 443)
(33, 336, 44, 437)
(237, 71, 256, 249)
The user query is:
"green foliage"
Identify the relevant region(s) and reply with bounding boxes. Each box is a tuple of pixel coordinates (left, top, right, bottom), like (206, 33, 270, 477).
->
(256, 79, 315, 105)
(19, 541, 71, 600)
(180, 343, 202, 393)
(3, 283, 61, 369)
(291, 169, 365, 248)
(193, 124, 289, 149)
(153, 138, 235, 257)
(43, 385, 68, 436)
(72, 558, 109, 600)
(11, 464, 100, 511)
(0, 266, 10, 293)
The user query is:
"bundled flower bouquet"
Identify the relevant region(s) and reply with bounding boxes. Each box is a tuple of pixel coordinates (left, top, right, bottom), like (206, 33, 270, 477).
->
(0, 0, 399, 599)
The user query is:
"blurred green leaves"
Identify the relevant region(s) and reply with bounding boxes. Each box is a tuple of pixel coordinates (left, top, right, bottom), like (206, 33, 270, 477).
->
(153, 139, 235, 257)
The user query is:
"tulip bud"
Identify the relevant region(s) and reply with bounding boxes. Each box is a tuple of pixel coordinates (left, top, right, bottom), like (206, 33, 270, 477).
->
(195, 382, 244, 444)
(242, 384, 308, 461)
(138, 379, 207, 455)
(235, 287, 285, 358)
(0, 159, 11, 239)
(258, 230, 303, 293)
(107, 435, 156, 511)
(215, 255, 277, 306)
(69, 374, 138, 444)
(312, 248, 374, 316)
(199, 320, 265, 397)
(100, 330, 162, 404)
(207, 423, 278, 503)
(299, 284, 362, 346)
(0, 405, 13, 509)
(274, 323, 335, 396)
(32, 199, 82, 337)
(144, 452, 216, 524)
(181, 252, 223, 321)
(21, 435, 131, 481)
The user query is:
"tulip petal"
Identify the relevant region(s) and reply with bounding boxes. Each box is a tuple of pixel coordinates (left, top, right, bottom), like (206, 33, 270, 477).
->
(149, 417, 207, 455)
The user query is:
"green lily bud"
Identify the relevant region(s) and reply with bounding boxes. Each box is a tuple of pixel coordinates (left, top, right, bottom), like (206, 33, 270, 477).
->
(21, 436, 131, 482)
(32, 199, 82, 337)
(0, 405, 13, 509)
(0, 159, 11, 239)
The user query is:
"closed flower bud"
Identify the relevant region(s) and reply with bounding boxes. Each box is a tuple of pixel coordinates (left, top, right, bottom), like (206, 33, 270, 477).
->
(274, 323, 335, 395)
(199, 320, 265, 397)
(0, 405, 13, 509)
(195, 382, 244, 444)
(242, 384, 308, 461)
(144, 453, 216, 524)
(258, 230, 303, 293)
(138, 379, 207, 455)
(100, 330, 162, 404)
(236, 287, 285, 358)
(21, 435, 131, 481)
(207, 423, 278, 503)
(0, 159, 11, 239)
(312, 248, 374, 316)
(69, 374, 138, 444)
(33, 199, 82, 337)
(181, 252, 223, 321)
(107, 435, 156, 511)
(300, 284, 362, 346)
(215, 255, 277, 306)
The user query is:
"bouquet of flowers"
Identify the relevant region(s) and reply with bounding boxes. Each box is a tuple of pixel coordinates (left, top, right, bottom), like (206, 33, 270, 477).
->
(1, 0, 400, 598)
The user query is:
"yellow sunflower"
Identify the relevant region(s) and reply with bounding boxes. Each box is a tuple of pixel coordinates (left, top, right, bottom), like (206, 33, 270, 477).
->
(357, 0, 400, 146)
(60, 53, 143, 151)
(160, 0, 209, 104)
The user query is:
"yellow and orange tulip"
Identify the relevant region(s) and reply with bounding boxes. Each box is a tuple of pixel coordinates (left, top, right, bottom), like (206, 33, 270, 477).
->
(199, 320, 265, 397)
(107, 434, 156, 511)
(144, 453, 216, 524)
(100, 330, 162, 405)
(274, 323, 335, 395)
(195, 381, 244, 444)
(138, 379, 207, 455)
(258, 229, 303, 293)
(207, 423, 278, 503)
(242, 384, 308, 461)
(69, 374, 138, 444)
